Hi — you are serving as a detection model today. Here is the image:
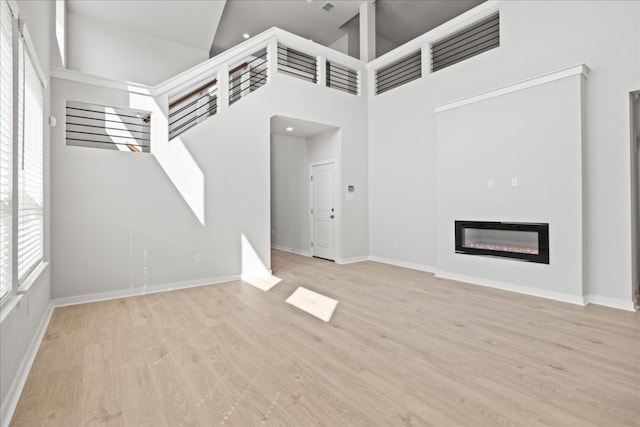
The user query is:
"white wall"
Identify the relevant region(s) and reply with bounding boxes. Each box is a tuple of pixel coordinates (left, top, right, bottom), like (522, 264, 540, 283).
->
(376, 34, 399, 58)
(308, 129, 340, 163)
(436, 74, 584, 301)
(0, 0, 53, 420)
(67, 11, 208, 86)
(51, 71, 368, 299)
(329, 34, 349, 56)
(369, 0, 640, 305)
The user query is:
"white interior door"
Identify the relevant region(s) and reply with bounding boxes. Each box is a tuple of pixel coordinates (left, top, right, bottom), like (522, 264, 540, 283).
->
(310, 161, 336, 260)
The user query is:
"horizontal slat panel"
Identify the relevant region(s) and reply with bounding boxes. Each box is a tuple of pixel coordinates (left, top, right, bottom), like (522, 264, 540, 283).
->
(169, 90, 217, 119)
(431, 12, 499, 73)
(278, 67, 316, 83)
(66, 101, 149, 120)
(432, 13, 499, 52)
(376, 50, 421, 79)
(375, 50, 422, 95)
(375, 55, 422, 86)
(169, 98, 217, 127)
(431, 26, 499, 61)
(326, 60, 358, 95)
(66, 123, 149, 139)
(228, 50, 268, 106)
(277, 45, 317, 84)
(376, 69, 423, 94)
(432, 38, 499, 72)
(66, 101, 151, 152)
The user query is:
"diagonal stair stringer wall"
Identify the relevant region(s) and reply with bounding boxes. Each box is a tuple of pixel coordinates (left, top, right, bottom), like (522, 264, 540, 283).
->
(50, 28, 369, 301)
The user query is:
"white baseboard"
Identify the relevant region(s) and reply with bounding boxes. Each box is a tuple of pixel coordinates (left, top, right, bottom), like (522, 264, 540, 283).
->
(271, 245, 311, 257)
(1, 304, 53, 427)
(583, 294, 637, 312)
(52, 274, 241, 308)
(435, 270, 586, 306)
(369, 256, 437, 273)
(336, 255, 370, 265)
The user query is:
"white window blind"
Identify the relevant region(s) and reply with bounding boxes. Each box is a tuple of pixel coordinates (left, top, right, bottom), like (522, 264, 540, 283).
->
(17, 33, 43, 282)
(0, 0, 12, 300)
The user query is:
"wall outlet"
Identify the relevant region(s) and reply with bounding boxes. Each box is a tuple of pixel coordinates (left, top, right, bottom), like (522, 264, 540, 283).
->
(195, 253, 202, 263)
(511, 177, 519, 187)
(488, 178, 495, 188)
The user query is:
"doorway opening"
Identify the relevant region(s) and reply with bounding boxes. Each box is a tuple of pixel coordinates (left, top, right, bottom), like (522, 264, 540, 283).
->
(270, 115, 341, 261)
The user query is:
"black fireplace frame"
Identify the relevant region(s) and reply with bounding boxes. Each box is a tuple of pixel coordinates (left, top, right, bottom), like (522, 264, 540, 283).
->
(455, 221, 549, 264)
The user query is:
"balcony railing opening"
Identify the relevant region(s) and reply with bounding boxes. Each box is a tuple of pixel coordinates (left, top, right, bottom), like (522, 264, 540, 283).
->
(168, 77, 218, 141)
(326, 60, 358, 95)
(375, 50, 422, 95)
(66, 101, 151, 152)
(277, 44, 317, 83)
(229, 48, 268, 106)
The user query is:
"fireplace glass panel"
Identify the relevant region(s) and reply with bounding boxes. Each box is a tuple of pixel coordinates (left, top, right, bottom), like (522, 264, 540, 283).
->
(455, 221, 549, 264)
(462, 229, 539, 255)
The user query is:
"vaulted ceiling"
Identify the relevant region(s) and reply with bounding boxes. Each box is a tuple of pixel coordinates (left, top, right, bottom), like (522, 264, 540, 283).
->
(67, 0, 484, 60)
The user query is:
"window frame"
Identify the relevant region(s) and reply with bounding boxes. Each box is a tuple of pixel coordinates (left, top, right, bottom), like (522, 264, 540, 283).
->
(0, 0, 15, 305)
(0, 0, 47, 307)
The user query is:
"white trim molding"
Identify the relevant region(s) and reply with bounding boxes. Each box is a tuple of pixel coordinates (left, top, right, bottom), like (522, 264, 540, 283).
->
(271, 245, 312, 257)
(19, 22, 47, 88)
(51, 67, 152, 94)
(435, 64, 590, 113)
(583, 295, 637, 312)
(435, 270, 587, 306)
(369, 256, 437, 273)
(0, 304, 53, 427)
(336, 256, 370, 265)
(52, 274, 242, 308)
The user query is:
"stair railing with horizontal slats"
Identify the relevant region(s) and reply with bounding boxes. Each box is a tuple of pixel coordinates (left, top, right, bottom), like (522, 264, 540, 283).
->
(158, 28, 365, 142)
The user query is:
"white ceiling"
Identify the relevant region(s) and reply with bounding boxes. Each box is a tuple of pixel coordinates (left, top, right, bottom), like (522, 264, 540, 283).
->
(376, 0, 484, 46)
(271, 115, 339, 139)
(210, 0, 365, 56)
(67, 0, 227, 52)
(66, 0, 485, 60)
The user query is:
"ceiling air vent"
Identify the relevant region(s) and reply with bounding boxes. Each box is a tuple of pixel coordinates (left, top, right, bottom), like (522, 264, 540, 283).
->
(321, 2, 335, 12)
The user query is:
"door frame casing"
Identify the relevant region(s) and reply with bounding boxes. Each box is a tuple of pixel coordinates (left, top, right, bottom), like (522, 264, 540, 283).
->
(631, 91, 640, 302)
(308, 158, 341, 260)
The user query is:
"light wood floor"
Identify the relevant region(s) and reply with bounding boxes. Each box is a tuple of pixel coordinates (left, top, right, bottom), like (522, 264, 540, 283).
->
(10, 250, 640, 426)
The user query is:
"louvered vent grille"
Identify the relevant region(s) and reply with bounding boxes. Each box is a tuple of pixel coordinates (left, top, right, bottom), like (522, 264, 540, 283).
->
(431, 12, 499, 73)
(375, 50, 421, 95)
(321, 2, 335, 12)
(326, 61, 358, 95)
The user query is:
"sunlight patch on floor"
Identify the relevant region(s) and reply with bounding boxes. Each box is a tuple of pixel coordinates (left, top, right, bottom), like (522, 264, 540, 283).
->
(243, 275, 282, 291)
(285, 287, 338, 322)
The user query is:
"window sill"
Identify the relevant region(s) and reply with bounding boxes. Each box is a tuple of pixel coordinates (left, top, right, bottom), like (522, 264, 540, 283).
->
(17, 261, 49, 295)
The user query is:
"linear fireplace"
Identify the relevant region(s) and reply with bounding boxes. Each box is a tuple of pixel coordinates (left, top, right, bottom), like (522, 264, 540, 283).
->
(455, 221, 549, 264)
